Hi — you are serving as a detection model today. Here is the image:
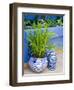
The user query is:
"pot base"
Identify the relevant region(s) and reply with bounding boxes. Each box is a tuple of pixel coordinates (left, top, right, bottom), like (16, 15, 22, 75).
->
(29, 57, 48, 73)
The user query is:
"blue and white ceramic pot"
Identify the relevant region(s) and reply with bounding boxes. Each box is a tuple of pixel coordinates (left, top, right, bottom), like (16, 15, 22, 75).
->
(46, 50, 57, 71)
(29, 57, 48, 73)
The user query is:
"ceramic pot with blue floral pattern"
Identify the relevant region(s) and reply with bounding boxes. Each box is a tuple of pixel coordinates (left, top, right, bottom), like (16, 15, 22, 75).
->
(29, 57, 48, 73)
(46, 50, 57, 71)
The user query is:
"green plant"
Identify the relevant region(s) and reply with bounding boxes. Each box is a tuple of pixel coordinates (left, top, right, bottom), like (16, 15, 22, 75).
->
(56, 18, 63, 26)
(46, 19, 54, 27)
(28, 22, 55, 58)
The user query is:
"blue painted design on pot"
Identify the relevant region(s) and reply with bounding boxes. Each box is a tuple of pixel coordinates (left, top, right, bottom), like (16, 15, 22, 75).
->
(46, 50, 57, 71)
(29, 57, 48, 73)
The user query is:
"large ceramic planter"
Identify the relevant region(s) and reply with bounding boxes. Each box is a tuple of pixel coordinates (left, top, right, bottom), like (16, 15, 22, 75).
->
(46, 50, 57, 71)
(28, 57, 48, 73)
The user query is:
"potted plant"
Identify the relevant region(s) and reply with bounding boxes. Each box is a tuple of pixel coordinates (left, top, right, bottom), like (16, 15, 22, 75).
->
(28, 22, 55, 73)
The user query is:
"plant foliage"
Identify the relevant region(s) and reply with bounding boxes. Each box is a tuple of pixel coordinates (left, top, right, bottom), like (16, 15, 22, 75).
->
(28, 22, 55, 58)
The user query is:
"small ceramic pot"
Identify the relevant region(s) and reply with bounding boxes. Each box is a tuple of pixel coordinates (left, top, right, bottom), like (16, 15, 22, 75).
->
(46, 50, 57, 71)
(28, 57, 48, 73)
